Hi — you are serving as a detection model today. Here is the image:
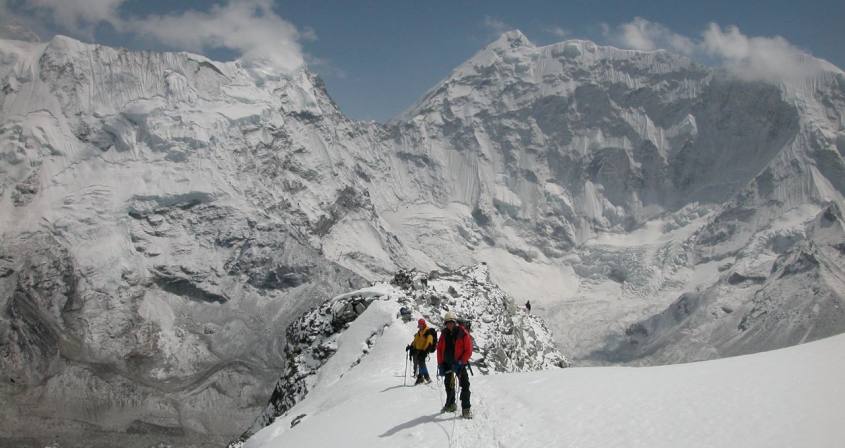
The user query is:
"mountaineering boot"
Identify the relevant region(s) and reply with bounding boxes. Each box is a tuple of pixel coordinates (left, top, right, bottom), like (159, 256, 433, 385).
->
(441, 403, 457, 413)
(414, 375, 424, 385)
(461, 408, 473, 419)
(424, 374, 432, 384)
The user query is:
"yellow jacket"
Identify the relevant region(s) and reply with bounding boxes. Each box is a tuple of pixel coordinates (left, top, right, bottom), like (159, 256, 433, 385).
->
(411, 327, 434, 352)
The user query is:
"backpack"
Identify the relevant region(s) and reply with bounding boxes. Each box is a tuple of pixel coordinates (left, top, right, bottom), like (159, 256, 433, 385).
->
(457, 319, 472, 333)
(425, 327, 438, 353)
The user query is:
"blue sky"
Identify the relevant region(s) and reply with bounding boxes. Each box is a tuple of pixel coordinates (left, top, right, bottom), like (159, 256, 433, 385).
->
(3, 0, 843, 122)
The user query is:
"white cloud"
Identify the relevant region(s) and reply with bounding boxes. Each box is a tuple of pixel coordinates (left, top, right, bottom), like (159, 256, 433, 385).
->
(701, 23, 829, 84)
(605, 17, 834, 84)
(23, 0, 123, 36)
(126, 0, 305, 72)
(0, 0, 40, 41)
(301, 26, 318, 42)
(545, 26, 571, 39)
(10, 0, 310, 73)
(306, 54, 347, 80)
(482, 16, 512, 35)
(607, 17, 695, 55)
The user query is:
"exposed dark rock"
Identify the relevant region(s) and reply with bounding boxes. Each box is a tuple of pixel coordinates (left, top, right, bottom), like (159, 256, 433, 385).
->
(472, 208, 491, 227)
(727, 272, 767, 285)
(778, 251, 820, 278)
(126, 420, 187, 437)
(11, 170, 39, 206)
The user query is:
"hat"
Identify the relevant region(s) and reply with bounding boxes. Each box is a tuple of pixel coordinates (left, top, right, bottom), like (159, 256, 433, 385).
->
(443, 311, 457, 323)
(417, 318, 426, 326)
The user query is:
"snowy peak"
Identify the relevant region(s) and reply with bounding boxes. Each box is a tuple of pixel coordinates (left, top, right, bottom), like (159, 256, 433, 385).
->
(399, 32, 701, 125)
(0, 34, 339, 119)
(461, 29, 534, 69)
(486, 29, 534, 51)
(383, 28, 845, 372)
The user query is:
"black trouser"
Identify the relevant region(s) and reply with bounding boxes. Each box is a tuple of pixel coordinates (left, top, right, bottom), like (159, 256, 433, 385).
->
(413, 351, 430, 379)
(444, 367, 470, 409)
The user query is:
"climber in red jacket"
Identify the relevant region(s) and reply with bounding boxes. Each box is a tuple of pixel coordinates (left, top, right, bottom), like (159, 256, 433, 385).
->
(436, 311, 473, 418)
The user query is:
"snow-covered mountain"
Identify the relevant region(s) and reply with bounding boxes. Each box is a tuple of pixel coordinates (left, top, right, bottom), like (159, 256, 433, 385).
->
(384, 31, 845, 364)
(0, 35, 381, 446)
(1, 29, 844, 445)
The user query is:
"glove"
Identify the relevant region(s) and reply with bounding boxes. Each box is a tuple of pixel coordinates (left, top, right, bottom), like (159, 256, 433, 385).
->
(405, 345, 411, 352)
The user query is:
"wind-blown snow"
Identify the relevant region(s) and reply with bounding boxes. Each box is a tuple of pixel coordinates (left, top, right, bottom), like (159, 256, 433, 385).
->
(246, 314, 845, 448)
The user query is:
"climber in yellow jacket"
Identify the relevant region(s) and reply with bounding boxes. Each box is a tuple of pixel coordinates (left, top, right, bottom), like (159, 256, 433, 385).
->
(405, 318, 437, 385)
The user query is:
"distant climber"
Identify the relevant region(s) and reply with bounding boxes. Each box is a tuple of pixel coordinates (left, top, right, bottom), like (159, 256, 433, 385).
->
(525, 300, 532, 313)
(406, 318, 436, 385)
(437, 311, 473, 418)
(399, 306, 413, 322)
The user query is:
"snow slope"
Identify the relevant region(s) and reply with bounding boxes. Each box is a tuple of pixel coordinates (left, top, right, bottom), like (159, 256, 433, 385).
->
(237, 264, 566, 442)
(246, 306, 845, 448)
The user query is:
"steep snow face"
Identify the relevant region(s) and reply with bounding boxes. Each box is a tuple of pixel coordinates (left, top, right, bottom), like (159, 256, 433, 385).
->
(383, 30, 845, 365)
(244, 316, 845, 448)
(389, 30, 825, 249)
(235, 263, 566, 443)
(595, 203, 845, 364)
(0, 35, 383, 445)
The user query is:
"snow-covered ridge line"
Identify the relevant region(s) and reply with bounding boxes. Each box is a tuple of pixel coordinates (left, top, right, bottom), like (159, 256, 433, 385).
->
(235, 289, 392, 443)
(245, 331, 845, 448)
(233, 263, 567, 444)
(391, 29, 700, 123)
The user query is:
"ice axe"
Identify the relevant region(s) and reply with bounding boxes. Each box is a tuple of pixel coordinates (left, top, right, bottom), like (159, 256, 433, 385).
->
(403, 350, 409, 386)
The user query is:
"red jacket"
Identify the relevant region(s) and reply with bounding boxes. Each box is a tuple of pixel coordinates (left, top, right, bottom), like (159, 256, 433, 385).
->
(436, 325, 472, 365)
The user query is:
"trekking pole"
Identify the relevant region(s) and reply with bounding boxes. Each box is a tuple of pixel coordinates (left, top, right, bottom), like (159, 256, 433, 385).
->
(438, 372, 443, 409)
(403, 351, 409, 386)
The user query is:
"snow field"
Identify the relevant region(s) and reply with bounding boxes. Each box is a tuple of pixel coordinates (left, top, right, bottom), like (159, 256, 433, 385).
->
(247, 302, 845, 448)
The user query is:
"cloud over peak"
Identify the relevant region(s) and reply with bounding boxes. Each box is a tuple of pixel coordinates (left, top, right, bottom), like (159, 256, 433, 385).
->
(604, 17, 838, 85)
(615, 17, 695, 55)
(128, 0, 305, 72)
(700, 23, 833, 84)
(482, 15, 515, 37)
(6, 0, 308, 73)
